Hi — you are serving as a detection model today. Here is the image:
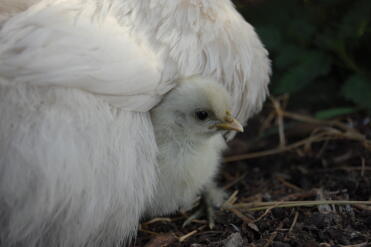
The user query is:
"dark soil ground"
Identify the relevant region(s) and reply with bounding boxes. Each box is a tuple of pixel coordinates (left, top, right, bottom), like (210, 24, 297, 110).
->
(134, 112, 371, 247)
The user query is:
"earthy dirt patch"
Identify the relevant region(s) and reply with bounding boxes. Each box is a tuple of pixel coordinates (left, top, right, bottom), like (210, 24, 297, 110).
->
(134, 113, 371, 247)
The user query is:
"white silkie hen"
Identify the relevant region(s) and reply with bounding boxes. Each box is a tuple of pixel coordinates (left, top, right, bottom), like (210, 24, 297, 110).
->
(0, 0, 270, 246)
(0, 2, 164, 246)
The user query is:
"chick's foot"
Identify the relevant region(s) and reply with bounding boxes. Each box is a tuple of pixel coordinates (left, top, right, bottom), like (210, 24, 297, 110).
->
(183, 185, 227, 229)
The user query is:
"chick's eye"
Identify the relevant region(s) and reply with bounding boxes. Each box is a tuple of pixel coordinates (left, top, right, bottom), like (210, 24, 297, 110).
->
(195, 111, 209, 121)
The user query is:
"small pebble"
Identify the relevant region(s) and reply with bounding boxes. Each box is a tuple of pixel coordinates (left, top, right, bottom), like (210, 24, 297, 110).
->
(224, 232, 244, 247)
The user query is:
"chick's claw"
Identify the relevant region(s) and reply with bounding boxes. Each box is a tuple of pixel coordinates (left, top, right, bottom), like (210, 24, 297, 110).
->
(182, 206, 204, 228)
(206, 196, 217, 229)
(182, 195, 217, 229)
(183, 186, 227, 229)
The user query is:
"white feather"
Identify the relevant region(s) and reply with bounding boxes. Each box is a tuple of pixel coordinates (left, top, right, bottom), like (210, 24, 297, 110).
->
(0, 0, 172, 111)
(0, 83, 158, 246)
(0, 0, 40, 23)
(114, 0, 271, 124)
(0, 1, 163, 245)
(1, 0, 271, 119)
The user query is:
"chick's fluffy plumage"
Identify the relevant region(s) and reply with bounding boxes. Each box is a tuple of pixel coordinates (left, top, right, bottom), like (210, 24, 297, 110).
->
(148, 77, 232, 217)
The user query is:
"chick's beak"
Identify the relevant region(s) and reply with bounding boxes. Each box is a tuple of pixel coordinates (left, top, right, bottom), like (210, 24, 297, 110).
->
(213, 116, 244, 132)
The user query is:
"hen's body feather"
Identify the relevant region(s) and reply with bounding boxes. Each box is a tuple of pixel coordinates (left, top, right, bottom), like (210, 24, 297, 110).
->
(0, 84, 158, 246)
(0, 0, 270, 246)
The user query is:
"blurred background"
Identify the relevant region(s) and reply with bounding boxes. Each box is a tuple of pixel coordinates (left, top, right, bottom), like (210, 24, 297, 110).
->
(222, 0, 371, 165)
(234, 0, 371, 115)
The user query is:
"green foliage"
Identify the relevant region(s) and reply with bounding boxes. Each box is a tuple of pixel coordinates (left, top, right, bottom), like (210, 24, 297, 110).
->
(235, 0, 371, 113)
(342, 74, 371, 108)
(275, 50, 331, 94)
(314, 107, 358, 120)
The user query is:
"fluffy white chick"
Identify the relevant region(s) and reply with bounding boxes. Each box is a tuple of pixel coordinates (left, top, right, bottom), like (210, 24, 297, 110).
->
(147, 76, 243, 227)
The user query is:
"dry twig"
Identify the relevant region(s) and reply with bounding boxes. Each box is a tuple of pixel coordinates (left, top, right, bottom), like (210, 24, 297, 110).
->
(288, 211, 299, 233)
(270, 97, 286, 147)
(229, 200, 371, 211)
(178, 225, 206, 242)
(275, 175, 303, 192)
(142, 217, 172, 226)
(224, 109, 371, 163)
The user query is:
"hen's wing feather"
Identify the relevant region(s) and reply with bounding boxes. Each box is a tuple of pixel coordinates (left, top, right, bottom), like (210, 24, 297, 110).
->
(0, 0, 41, 22)
(0, 0, 173, 111)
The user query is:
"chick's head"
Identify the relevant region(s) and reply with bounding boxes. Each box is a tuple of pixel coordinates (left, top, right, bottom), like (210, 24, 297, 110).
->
(151, 76, 243, 138)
